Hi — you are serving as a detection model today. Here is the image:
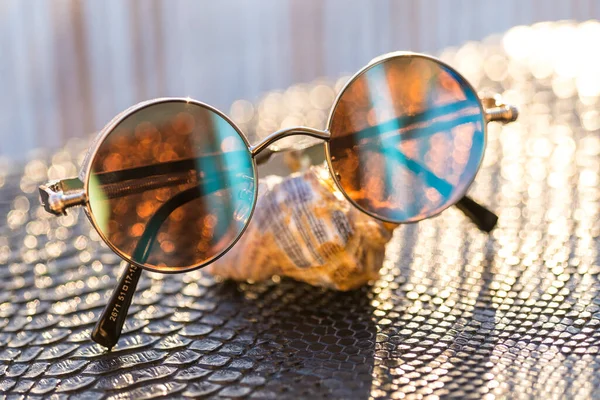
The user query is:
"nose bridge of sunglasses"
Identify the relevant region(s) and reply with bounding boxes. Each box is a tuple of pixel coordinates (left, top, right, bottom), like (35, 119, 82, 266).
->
(481, 95, 519, 123)
(39, 177, 87, 215)
(250, 126, 330, 158)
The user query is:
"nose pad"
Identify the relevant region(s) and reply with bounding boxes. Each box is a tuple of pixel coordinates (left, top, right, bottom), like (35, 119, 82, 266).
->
(237, 181, 254, 201)
(233, 179, 255, 223)
(234, 202, 252, 222)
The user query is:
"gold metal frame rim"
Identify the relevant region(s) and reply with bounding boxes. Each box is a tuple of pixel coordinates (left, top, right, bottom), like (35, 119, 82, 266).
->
(81, 97, 259, 274)
(324, 51, 489, 225)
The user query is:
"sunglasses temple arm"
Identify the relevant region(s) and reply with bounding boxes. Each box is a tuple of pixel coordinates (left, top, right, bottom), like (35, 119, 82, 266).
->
(91, 262, 142, 349)
(455, 195, 498, 233)
(91, 185, 206, 348)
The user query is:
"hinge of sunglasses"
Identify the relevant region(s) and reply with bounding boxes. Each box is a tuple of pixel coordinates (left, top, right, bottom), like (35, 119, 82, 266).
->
(38, 177, 87, 216)
(482, 95, 519, 123)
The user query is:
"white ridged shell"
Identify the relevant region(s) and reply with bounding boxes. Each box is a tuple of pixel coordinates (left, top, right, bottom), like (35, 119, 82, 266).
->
(207, 165, 396, 290)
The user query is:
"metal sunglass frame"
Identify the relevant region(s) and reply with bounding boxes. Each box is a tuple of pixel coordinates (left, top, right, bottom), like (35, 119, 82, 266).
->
(38, 51, 518, 349)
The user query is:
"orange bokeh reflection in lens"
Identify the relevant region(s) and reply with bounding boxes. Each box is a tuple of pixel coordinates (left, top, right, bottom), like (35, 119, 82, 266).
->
(328, 55, 485, 223)
(88, 101, 255, 272)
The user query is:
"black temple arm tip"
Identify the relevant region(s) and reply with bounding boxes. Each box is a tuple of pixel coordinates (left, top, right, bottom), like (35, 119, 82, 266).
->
(455, 196, 498, 233)
(91, 327, 117, 350)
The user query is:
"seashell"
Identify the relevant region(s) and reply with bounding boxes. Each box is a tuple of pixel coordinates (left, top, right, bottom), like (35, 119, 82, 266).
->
(206, 164, 397, 291)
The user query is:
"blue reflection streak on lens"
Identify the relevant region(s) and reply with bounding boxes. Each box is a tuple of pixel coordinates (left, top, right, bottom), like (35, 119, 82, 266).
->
(198, 114, 237, 239)
(213, 115, 254, 227)
(363, 63, 488, 221)
(364, 64, 410, 221)
(417, 67, 465, 210)
(364, 64, 461, 220)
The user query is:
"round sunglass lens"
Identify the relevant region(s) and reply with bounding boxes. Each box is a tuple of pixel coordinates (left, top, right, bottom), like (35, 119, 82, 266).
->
(87, 100, 256, 272)
(328, 54, 485, 223)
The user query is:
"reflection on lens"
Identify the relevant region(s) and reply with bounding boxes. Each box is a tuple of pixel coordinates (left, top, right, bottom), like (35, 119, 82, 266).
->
(88, 100, 256, 272)
(328, 54, 485, 223)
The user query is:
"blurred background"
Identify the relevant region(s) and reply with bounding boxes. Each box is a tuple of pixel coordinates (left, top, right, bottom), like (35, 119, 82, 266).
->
(1, 0, 599, 159)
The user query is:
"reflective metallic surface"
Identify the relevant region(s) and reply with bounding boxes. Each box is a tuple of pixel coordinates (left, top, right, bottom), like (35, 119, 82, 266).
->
(250, 126, 329, 155)
(328, 54, 485, 223)
(87, 99, 256, 272)
(1, 21, 599, 399)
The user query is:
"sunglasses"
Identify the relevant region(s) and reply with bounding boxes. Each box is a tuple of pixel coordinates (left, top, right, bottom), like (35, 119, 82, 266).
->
(39, 52, 517, 349)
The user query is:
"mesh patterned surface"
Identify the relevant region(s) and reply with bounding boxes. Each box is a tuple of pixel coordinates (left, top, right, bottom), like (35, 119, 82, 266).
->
(1, 21, 600, 399)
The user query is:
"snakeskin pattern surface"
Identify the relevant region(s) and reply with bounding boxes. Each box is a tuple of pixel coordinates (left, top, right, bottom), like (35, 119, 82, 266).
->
(1, 21, 599, 399)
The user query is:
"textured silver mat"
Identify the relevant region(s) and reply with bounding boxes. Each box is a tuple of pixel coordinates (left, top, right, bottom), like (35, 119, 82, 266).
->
(1, 21, 600, 399)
